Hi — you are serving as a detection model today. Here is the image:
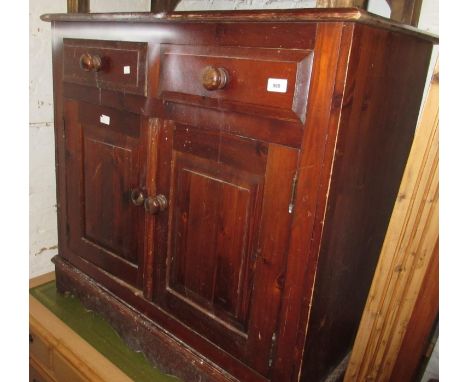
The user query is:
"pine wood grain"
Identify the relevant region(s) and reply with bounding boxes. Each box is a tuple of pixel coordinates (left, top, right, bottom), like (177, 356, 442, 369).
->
(30, 289, 132, 382)
(344, 58, 439, 382)
(390, 240, 438, 381)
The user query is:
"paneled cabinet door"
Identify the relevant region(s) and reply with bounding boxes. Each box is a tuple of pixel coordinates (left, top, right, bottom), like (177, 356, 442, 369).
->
(62, 99, 147, 288)
(151, 121, 299, 376)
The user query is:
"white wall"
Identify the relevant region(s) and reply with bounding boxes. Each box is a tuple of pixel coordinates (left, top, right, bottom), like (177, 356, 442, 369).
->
(29, 0, 66, 278)
(176, 0, 315, 11)
(91, 0, 150, 12)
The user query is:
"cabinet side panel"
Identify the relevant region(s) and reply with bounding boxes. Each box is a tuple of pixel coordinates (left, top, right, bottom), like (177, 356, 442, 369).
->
(301, 25, 433, 380)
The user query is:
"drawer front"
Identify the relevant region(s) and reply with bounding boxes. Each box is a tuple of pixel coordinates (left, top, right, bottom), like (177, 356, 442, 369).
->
(63, 39, 147, 95)
(52, 352, 86, 382)
(159, 45, 313, 123)
(30, 331, 52, 371)
(29, 365, 51, 382)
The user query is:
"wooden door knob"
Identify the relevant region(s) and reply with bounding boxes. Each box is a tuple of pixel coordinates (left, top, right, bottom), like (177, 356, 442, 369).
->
(130, 188, 146, 206)
(201, 66, 229, 90)
(80, 53, 103, 72)
(144, 194, 168, 215)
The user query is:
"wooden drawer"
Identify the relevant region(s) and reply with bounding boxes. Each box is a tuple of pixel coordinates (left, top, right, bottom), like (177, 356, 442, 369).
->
(63, 39, 147, 95)
(159, 44, 313, 123)
(29, 364, 50, 382)
(52, 352, 86, 382)
(30, 331, 52, 370)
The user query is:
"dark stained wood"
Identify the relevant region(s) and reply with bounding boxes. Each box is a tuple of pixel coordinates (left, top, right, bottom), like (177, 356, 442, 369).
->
(151, 0, 181, 13)
(159, 45, 313, 123)
(63, 99, 147, 288)
(301, 24, 433, 381)
(163, 102, 304, 148)
(43, 10, 435, 382)
(150, 121, 298, 376)
(63, 39, 148, 96)
(40, 9, 438, 43)
(272, 22, 355, 382)
(67, 0, 89, 14)
(390, 240, 439, 382)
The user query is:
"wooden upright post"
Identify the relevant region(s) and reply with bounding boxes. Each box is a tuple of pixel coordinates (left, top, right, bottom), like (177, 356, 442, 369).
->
(316, 0, 368, 7)
(151, 0, 181, 12)
(67, 0, 89, 13)
(385, 0, 423, 26)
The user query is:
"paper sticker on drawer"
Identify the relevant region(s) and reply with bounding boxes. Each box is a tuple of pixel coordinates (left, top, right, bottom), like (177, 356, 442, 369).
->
(267, 78, 288, 93)
(100, 114, 110, 125)
(123, 65, 131, 74)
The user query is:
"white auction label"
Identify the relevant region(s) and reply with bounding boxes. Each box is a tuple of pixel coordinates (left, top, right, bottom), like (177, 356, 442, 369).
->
(267, 78, 288, 93)
(99, 114, 110, 125)
(123, 65, 131, 74)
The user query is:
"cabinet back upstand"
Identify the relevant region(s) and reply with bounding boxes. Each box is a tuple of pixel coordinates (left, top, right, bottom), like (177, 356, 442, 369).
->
(41, 9, 435, 382)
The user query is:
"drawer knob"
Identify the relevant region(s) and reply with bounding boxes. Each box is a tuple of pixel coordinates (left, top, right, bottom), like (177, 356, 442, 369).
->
(130, 188, 146, 206)
(144, 194, 168, 215)
(201, 66, 229, 91)
(80, 53, 103, 72)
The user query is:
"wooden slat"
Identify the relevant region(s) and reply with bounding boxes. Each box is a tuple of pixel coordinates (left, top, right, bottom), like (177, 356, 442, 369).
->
(316, 0, 368, 7)
(344, 58, 439, 382)
(30, 272, 55, 289)
(67, 0, 89, 13)
(390, 240, 438, 382)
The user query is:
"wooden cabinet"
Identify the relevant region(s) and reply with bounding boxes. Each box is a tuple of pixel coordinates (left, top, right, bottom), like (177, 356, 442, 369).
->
(42, 9, 435, 382)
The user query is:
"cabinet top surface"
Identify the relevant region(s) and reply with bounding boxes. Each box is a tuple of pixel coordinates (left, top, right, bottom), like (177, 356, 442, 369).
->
(41, 8, 437, 43)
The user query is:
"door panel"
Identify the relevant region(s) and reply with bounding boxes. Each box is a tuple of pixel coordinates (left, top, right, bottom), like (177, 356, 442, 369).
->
(63, 99, 146, 287)
(153, 121, 299, 376)
(169, 152, 263, 333)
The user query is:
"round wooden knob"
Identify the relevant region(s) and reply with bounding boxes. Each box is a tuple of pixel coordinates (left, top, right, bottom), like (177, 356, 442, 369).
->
(79, 53, 102, 72)
(201, 66, 229, 91)
(144, 194, 168, 215)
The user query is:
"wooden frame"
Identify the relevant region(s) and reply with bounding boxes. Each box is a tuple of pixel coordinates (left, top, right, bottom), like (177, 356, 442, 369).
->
(314, 0, 423, 26)
(68, 0, 421, 27)
(67, 0, 89, 13)
(151, 0, 181, 12)
(344, 59, 439, 382)
(316, 0, 368, 7)
(385, 0, 423, 26)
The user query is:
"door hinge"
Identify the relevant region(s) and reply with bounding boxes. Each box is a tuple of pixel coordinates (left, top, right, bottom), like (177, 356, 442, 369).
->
(288, 171, 299, 214)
